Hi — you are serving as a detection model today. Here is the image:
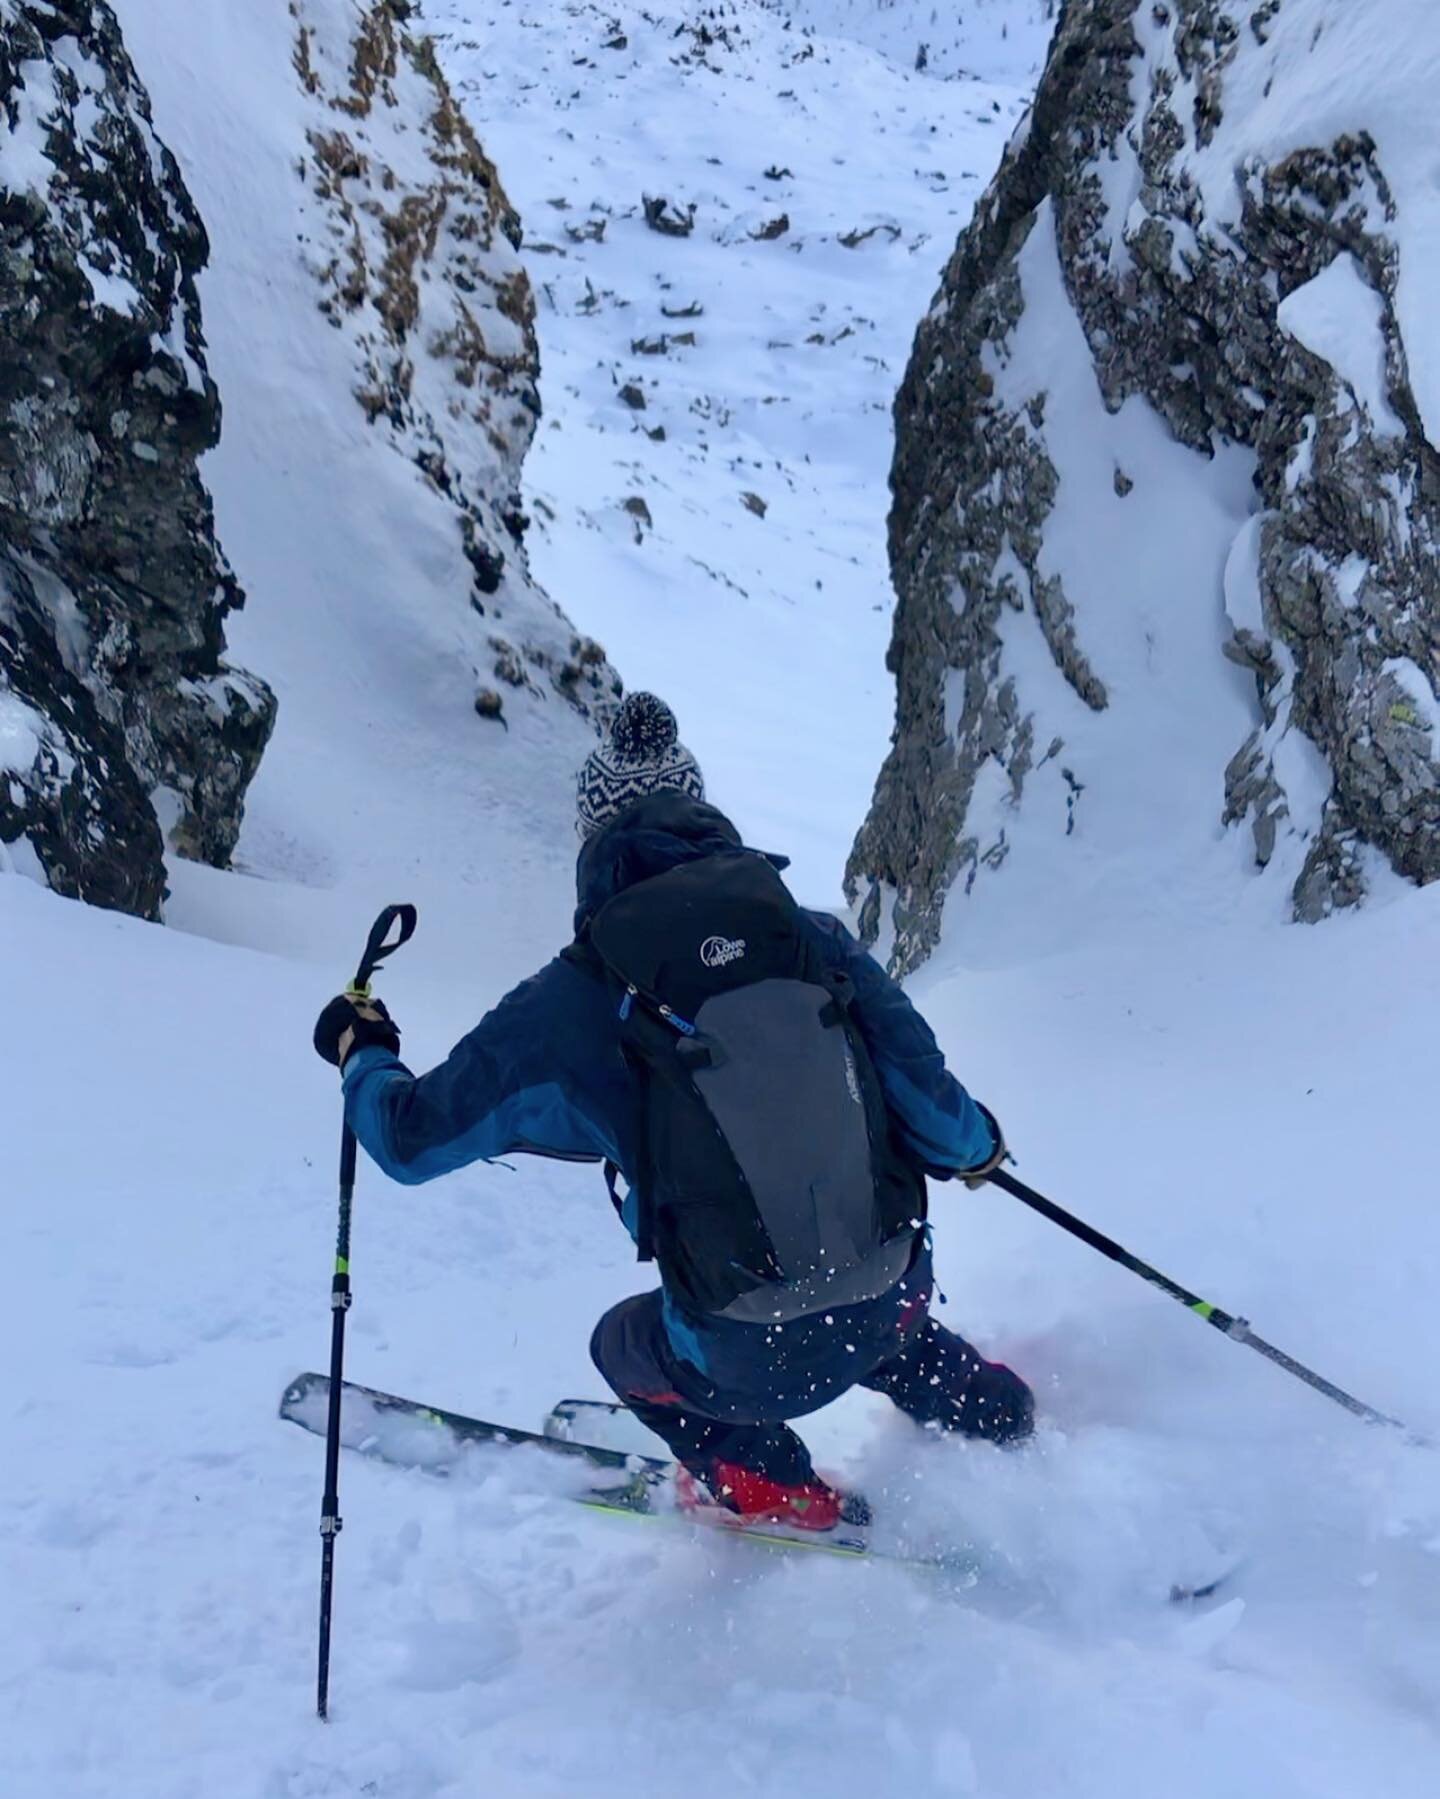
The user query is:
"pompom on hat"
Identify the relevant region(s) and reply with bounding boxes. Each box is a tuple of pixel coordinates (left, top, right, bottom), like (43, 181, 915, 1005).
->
(577, 692, 705, 838)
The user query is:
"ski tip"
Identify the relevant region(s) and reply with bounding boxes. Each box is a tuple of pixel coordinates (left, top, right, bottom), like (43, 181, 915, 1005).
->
(279, 1371, 325, 1417)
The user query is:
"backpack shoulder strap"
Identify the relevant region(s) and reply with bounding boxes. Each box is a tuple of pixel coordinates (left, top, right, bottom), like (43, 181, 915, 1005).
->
(563, 937, 661, 1264)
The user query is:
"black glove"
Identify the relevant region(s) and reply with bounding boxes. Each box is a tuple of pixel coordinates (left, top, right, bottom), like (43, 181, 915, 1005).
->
(313, 993, 401, 1069)
(962, 1102, 1009, 1190)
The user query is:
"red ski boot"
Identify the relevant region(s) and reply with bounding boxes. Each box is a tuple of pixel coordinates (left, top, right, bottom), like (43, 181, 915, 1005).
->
(676, 1460, 870, 1533)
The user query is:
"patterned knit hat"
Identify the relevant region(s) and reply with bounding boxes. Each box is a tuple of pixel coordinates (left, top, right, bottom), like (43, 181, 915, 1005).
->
(576, 692, 705, 838)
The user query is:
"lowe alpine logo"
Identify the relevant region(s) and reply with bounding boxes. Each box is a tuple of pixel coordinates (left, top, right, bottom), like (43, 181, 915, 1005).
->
(700, 934, 747, 969)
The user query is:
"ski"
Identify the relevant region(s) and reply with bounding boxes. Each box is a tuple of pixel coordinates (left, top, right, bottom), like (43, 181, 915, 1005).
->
(544, 1395, 669, 1455)
(279, 1371, 881, 1561)
(280, 1373, 1237, 1594)
(281, 1368, 669, 1476)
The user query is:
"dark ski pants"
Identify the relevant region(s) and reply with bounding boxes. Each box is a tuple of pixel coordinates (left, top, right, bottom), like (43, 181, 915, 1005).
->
(589, 1279, 1034, 1486)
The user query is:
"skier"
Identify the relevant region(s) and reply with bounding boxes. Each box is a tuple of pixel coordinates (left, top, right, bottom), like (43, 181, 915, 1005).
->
(314, 694, 1033, 1532)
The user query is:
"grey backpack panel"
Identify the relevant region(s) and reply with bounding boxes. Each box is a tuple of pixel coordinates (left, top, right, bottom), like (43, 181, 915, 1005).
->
(690, 979, 913, 1321)
(713, 1233, 917, 1323)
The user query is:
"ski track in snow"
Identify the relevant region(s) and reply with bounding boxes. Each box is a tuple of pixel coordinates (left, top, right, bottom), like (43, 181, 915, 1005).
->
(5, 5, 1440, 1797)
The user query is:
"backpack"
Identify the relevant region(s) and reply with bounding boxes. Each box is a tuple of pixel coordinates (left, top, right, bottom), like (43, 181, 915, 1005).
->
(581, 847, 925, 1322)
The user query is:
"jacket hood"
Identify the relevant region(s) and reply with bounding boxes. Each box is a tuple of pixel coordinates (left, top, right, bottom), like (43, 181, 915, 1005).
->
(574, 792, 785, 930)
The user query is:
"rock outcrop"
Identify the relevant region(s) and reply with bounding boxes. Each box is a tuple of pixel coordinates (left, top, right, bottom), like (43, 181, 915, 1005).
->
(849, 0, 1440, 971)
(0, 0, 274, 918)
(292, 0, 619, 724)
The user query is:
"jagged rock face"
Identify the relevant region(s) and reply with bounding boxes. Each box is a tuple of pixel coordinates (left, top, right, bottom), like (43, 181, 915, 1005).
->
(0, 0, 275, 918)
(849, 0, 1440, 971)
(292, 0, 619, 721)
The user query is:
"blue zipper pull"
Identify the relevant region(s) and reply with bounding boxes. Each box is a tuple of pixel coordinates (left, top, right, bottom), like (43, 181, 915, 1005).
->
(618, 986, 636, 1022)
(659, 1005, 697, 1037)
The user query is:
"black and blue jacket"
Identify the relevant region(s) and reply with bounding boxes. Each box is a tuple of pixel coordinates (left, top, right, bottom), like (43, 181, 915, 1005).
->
(343, 796, 996, 1349)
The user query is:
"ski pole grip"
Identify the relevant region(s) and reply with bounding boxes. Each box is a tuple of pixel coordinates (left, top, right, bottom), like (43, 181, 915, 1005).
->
(353, 903, 418, 992)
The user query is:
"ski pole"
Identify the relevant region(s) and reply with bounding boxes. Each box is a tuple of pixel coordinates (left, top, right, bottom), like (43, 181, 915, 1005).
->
(985, 1166, 1419, 1441)
(316, 902, 417, 1721)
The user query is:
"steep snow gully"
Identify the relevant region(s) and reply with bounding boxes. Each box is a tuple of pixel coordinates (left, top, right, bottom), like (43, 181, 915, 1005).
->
(4, 6, 1439, 1798)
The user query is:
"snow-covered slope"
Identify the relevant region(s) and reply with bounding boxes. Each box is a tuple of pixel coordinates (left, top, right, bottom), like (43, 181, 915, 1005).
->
(6, 797, 1440, 1799)
(430, 0, 1038, 899)
(3, 6, 1439, 1798)
(763, 0, 1057, 85)
(111, 0, 619, 978)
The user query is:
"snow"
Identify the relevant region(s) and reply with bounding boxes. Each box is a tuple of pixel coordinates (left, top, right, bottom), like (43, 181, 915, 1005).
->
(104, 0, 599, 977)
(0, 828, 45, 882)
(1187, 0, 1440, 449)
(430, 0, 1039, 901)
(1333, 554, 1368, 611)
(78, 254, 144, 316)
(0, 35, 60, 197)
(1222, 512, 1266, 638)
(962, 200, 1262, 958)
(6, 835, 1440, 1797)
(0, 690, 46, 771)
(767, 0, 1057, 87)
(1276, 252, 1404, 436)
(1267, 687, 1335, 860)
(924, 0, 1440, 957)
(3, 4, 1440, 1797)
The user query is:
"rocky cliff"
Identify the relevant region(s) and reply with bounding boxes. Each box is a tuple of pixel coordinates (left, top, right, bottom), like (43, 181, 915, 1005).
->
(849, 0, 1440, 970)
(0, 0, 274, 918)
(292, 0, 618, 726)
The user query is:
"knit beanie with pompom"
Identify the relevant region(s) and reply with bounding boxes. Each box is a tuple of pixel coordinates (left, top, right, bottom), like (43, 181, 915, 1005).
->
(576, 692, 705, 838)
